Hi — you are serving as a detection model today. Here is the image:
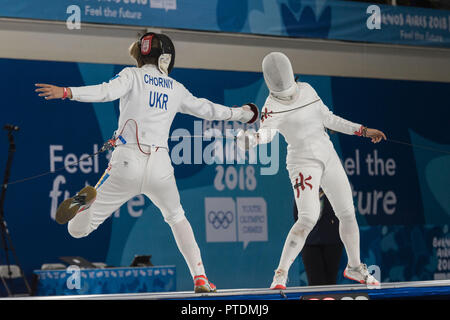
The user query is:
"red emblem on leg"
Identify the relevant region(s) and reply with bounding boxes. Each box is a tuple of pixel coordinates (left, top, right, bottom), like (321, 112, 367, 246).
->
(294, 172, 313, 198)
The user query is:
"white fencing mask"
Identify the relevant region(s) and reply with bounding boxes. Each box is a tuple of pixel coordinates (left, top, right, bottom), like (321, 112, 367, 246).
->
(262, 52, 299, 103)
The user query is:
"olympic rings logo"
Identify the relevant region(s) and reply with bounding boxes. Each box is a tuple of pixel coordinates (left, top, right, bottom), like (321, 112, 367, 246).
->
(208, 210, 234, 229)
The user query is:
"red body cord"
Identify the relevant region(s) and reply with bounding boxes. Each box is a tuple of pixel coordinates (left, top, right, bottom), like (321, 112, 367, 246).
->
(116, 119, 151, 155)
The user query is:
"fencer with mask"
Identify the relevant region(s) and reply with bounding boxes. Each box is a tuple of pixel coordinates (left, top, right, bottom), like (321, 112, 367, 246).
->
(35, 32, 259, 293)
(237, 52, 386, 289)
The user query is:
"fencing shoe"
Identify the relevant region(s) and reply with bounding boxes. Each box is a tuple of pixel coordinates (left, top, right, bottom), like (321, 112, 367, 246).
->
(55, 186, 96, 224)
(344, 263, 380, 286)
(270, 269, 287, 290)
(194, 275, 217, 293)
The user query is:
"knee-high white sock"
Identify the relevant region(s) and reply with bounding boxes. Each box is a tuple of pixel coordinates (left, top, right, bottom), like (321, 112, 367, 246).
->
(277, 218, 315, 272)
(338, 212, 361, 268)
(171, 217, 205, 278)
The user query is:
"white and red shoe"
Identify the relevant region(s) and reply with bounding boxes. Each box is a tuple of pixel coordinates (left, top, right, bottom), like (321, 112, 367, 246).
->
(194, 275, 217, 293)
(343, 263, 380, 287)
(270, 269, 287, 290)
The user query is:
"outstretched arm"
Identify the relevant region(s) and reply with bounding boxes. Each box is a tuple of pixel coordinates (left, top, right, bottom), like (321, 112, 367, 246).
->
(179, 86, 258, 123)
(320, 103, 386, 143)
(35, 68, 133, 103)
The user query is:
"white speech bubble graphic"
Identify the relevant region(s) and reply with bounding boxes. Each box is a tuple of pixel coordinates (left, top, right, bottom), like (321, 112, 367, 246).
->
(367, 265, 381, 289)
(237, 197, 267, 249)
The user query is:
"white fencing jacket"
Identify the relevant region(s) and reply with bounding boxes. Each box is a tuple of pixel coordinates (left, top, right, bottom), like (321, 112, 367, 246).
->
(255, 82, 363, 166)
(70, 64, 245, 148)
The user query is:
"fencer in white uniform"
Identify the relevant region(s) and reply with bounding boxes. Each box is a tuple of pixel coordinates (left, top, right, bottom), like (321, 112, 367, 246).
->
(237, 52, 386, 289)
(35, 33, 258, 293)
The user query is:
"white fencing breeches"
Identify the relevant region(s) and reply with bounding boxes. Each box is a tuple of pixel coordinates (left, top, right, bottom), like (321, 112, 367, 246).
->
(277, 148, 361, 272)
(67, 144, 205, 278)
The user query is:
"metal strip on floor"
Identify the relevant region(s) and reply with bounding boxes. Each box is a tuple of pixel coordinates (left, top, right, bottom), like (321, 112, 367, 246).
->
(2, 280, 450, 300)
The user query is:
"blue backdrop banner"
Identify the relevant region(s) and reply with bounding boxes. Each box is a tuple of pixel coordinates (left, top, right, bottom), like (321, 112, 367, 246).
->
(1, 0, 450, 47)
(0, 58, 449, 293)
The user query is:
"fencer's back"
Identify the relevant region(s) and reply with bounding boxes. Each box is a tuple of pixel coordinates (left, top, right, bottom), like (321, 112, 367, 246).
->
(116, 64, 183, 149)
(71, 64, 237, 150)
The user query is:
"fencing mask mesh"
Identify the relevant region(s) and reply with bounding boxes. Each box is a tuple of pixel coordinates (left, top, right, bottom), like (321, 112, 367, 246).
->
(262, 52, 298, 102)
